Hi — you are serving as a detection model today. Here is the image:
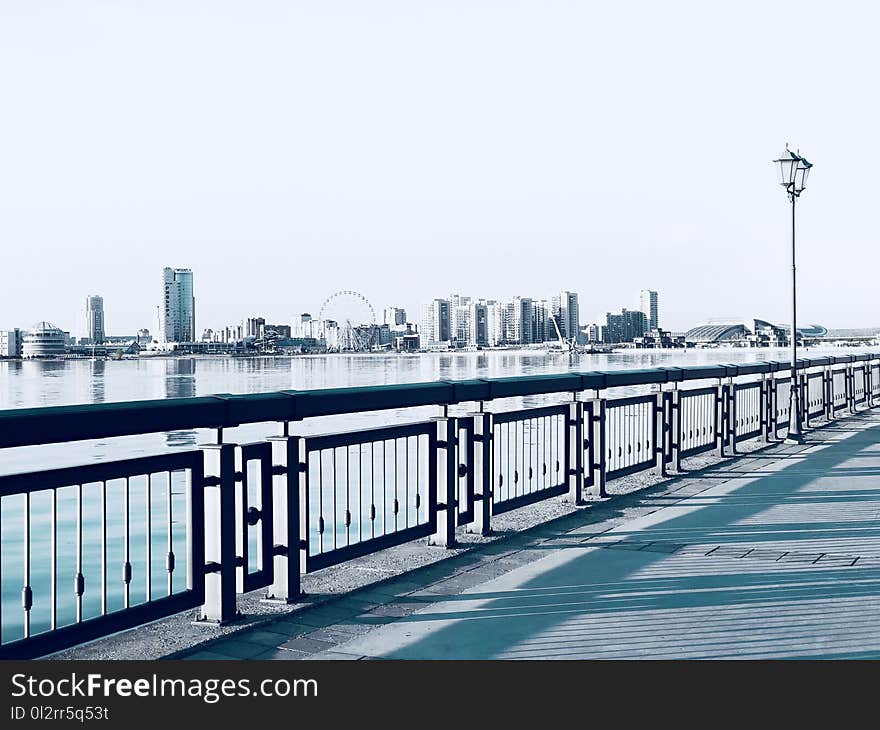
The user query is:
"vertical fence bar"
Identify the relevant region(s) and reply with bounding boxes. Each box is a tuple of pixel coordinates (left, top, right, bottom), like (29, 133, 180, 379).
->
(166, 472, 174, 597)
(265, 435, 303, 603)
(145, 474, 152, 603)
(469, 411, 493, 535)
(75, 484, 84, 624)
(22, 492, 31, 639)
(50, 488, 57, 631)
(101, 481, 107, 615)
(567, 399, 585, 504)
(201, 443, 238, 624)
(429, 416, 457, 547)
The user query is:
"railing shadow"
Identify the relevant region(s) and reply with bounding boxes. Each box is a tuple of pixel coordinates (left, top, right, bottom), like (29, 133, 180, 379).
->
(357, 416, 880, 659)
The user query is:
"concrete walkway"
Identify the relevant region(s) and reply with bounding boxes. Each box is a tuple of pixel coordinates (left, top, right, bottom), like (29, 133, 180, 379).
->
(181, 410, 880, 660)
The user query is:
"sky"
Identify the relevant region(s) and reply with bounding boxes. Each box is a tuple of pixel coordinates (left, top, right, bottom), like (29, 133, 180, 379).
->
(1, 1, 878, 336)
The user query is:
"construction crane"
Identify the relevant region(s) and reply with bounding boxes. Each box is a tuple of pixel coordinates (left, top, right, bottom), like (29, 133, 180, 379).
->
(549, 314, 578, 358)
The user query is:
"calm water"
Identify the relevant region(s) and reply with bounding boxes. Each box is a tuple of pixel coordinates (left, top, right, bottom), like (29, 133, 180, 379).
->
(0, 347, 839, 472)
(0, 347, 858, 642)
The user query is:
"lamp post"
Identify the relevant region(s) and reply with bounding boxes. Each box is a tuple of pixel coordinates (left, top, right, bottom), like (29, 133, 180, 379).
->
(773, 144, 812, 444)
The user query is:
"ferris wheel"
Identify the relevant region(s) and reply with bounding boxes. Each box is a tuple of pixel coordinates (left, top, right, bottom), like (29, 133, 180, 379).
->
(318, 290, 378, 351)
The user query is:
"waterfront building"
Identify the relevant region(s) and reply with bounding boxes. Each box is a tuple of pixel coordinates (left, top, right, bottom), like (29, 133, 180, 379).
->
(468, 300, 489, 347)
(486, 301, 504, 346)
(506, 297, 534, 344)
(604, 309, 648, 343)
(551, 291, 580, 341)
(384, 307, 407, 326)
(449, 295, 472, 347)
(683, 318, 815, 347)
(160, 267, 195, 343)
(640, 290, 659, 330)
(22, 321, 66, 358)
(137, 329, 152, 346)
(534, 300, 551, 343)
(85, 295, 105, 344)
(245, 317, 265, 338)
(633, 328, 686, 349)
(263, 324, 292, 339)
(0, 329, 23, 357)
(421, 299, 451, 345)
(584, 323, 601, 343)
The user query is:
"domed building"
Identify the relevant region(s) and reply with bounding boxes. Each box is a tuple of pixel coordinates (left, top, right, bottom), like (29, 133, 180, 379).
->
(22, 321, 67, 358)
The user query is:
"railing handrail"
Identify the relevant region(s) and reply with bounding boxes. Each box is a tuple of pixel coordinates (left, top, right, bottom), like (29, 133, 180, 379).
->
(0, 354, 877, 450)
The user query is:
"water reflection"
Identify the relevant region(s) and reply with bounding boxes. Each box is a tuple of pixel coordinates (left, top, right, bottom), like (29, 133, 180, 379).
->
(164, 359, 196, 447)
(89, 359, 106, 403)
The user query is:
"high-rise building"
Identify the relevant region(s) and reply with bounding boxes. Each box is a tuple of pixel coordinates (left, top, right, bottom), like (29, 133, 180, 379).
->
(421, 299, 451, 344)
(245, 317, 265, 338)
(384, 307, 406, 326)
(552, 291, 580, 341)
(449, 295, 472, 346)
(0, 329, 23, 357)
(640, 290, 659, 330)
(507, 297, 534, 344)
(486, 301, 504, 346)
(160, 268, 195, 343)
(603, 308, 648, 343)
(85, 295, 105, 344)
(532, 299, 556, 342)
(468, 301, 489, 347)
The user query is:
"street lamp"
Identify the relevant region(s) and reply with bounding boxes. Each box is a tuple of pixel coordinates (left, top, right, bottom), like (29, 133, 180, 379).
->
(773, 144, 813, 444)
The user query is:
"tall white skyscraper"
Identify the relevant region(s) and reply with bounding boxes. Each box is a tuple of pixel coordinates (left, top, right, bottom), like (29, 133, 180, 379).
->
(551, 291, 580, 341)
(640, 289, 659, 330)
(420, 299, 450, 344)
(85, 294, 105, 344)
(160, 267, 195, 343)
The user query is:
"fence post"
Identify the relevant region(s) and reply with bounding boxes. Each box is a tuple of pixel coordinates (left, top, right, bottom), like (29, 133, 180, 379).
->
(825, 367, 834, 421)
(429, 415, 458, 547)
(567, 398, 585, 504)
(669, 388, 682, 472)
(803, 374, 812, 429)
(654, 389, 666, 476)
(469, 411, 493, 536)
(759, 375, 770, 442)
(868, 364, 875, 408)
(727, 381, 737, 455)
(264, 434, 303, 603)
(589, 397, 607, 498)
(799, 372, 808, 429)
(715, 381, 726, 457)
(847, 365, 855, 414)
(200, 443, 238, 624)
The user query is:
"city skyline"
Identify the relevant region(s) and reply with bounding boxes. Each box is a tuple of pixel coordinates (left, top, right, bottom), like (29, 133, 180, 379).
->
(3, 4, 880, 335)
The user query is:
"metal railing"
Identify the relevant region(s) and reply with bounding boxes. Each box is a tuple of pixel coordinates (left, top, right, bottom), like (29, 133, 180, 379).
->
(1, 354, 879, 657)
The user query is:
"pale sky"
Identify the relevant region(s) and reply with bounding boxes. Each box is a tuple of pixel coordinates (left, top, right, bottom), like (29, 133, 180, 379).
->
(1, 1, 878, 336)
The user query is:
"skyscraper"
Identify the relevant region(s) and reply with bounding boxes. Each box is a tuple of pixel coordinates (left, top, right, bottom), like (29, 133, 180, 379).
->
(640, 289, 659, 330)
(383, 307, 406, 326)
(420, 299, 450, 344)
(85, 295, 105, 344)
(551, 291, 580, 341)
(160, 268, 195, 343)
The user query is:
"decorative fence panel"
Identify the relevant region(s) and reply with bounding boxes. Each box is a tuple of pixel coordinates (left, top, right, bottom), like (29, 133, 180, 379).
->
(0, 452, 205, 659)
(302, 422, 437, 572)
(492, 405, 568, 514)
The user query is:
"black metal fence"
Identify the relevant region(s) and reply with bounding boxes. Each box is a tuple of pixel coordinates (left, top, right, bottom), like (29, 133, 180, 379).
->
(1, 354, 878, 658)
